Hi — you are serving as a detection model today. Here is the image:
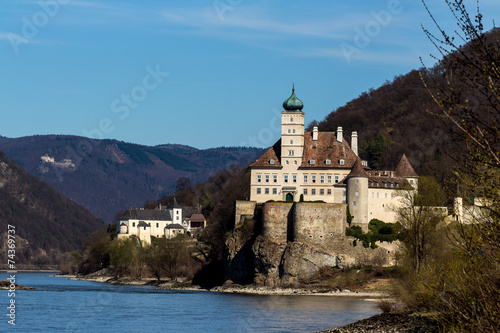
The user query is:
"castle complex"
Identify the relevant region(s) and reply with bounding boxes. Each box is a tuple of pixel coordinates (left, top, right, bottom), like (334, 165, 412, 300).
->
(246, 86, 419, 231)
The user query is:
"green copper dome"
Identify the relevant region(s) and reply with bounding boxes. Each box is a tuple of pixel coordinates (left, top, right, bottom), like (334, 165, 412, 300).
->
(282, 84, 304, 112)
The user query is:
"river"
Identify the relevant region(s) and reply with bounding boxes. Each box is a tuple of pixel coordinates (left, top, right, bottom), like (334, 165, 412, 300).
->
(1, 272, 380, 332)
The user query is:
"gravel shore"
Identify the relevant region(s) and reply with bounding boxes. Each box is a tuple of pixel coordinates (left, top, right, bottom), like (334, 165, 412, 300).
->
(320, 311, 434, 333)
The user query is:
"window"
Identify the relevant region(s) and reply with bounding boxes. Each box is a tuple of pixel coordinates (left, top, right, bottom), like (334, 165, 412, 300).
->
(270, 159, 275, 165)
(132, 222, 135, 227)
(303, 189, 308, 195)
(292, 175, 297, 183)
(355, 191, 359, 196)
(265, 188, 269, 194)
(257, 175, 261, 183)
(343, 190, 346, 197)
(293, 129, 296, 133)
(353, 201, 357, 206)
(385, 193, 388, 198)
(290, 117, 293, 122)
(320, 189, 324, 195)
(372, 192, 374, 197)
(327, 175, 332, 183)
(325, 159, 331, 165)
(288, 129, 291, 133)
(311, 189, 316, 195)
(156, 223, 159, 228)
(327, 189, 331, 195)
(288, 150, 294, 156)
(272, 188, 277, 195)
(339, 159, 345, 166)
(294, 160, 297, 165)
(144, 226, 147, 230)
(377, 192, 379, 198)
(273, 175, 277, 183)
(265, 175, 270, 183)
(310, 159, 315, 165)
(355, 179, 359, 185)
(335, 176, 339, 183)
(290, 140, 293, 144)
(312, 175, 316, 183)
(284, 175, 288, 183)
(303, 175, 308, 183)
(257, 188, 261, 194)
(286, 160, 289, 165)
(320, 175, 325, 183)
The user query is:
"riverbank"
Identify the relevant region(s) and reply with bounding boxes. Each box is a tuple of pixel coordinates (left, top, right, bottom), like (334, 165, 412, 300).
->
(319, 311, 436, 332)
(60, 270, 389, 299)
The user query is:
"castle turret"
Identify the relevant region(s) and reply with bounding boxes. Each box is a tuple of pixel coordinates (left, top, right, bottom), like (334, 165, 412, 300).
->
(346, 157, 369, 232)
(394, 154, 418, 189)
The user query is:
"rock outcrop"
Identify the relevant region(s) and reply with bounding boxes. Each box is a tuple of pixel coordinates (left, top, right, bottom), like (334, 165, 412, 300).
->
(224, 217, 393, 287)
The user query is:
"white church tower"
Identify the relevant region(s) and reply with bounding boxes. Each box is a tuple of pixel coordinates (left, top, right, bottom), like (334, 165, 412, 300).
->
(281, 84, 305, 169)
(280, 84, 305, 201)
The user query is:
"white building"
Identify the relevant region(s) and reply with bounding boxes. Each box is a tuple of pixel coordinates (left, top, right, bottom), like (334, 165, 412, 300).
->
(116, 198, 185, 244)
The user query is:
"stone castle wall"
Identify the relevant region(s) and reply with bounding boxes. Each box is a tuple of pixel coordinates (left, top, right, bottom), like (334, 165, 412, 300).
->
(234, 200, 257, 227)
(260, 201, 346, 246)
(293, 202, 346, 246)
(261, 202, 293, 242)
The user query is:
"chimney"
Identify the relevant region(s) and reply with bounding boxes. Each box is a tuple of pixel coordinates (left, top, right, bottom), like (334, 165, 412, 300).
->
(351, 131, 358, 156)
(336, 127, 343, 143)
(312, 126, 318, 141)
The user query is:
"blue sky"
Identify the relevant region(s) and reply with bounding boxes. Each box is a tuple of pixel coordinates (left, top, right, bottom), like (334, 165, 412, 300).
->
(1, 0, 499, 149)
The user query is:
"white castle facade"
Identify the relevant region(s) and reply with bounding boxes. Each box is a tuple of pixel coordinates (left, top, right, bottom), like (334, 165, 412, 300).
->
(249, 87, 419, 230)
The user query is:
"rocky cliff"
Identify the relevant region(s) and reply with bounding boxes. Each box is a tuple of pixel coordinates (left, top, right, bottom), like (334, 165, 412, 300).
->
(224, 203, 393, 287)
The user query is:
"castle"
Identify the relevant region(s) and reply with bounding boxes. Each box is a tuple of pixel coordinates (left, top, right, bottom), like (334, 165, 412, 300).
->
(246, 86, 418, 231)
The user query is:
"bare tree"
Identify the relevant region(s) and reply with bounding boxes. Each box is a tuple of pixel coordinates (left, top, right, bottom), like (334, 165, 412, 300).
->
(417, 1, 500, 330)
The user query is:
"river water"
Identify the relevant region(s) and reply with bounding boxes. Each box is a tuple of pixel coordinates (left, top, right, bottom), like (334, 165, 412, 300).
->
(1, 272, 379, 332)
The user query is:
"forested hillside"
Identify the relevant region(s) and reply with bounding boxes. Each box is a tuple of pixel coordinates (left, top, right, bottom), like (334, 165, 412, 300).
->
(0, 151, 105, 269)
(305, 32, 500, 187)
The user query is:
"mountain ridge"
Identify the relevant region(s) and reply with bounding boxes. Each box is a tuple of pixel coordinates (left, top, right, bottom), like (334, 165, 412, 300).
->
(0, 135, 264, 222)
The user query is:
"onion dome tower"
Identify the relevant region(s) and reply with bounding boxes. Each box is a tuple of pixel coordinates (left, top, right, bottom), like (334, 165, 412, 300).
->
(282, 83, 304, 112)
(280, 84, 305, 201)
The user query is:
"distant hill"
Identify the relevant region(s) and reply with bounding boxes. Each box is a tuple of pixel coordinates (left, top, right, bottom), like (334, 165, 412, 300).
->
(0, 151, 105, 269)
(0, 136, 263, 221)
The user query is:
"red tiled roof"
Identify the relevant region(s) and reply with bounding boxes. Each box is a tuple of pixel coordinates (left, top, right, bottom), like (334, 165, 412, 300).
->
(367, 176, 404, 188)
(347, 157, 369, 178)
(300, 132, 357, 168)
(188, 213, 206, 222)
(249, 139, 282, 168)
(394, 154, 418, 177)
